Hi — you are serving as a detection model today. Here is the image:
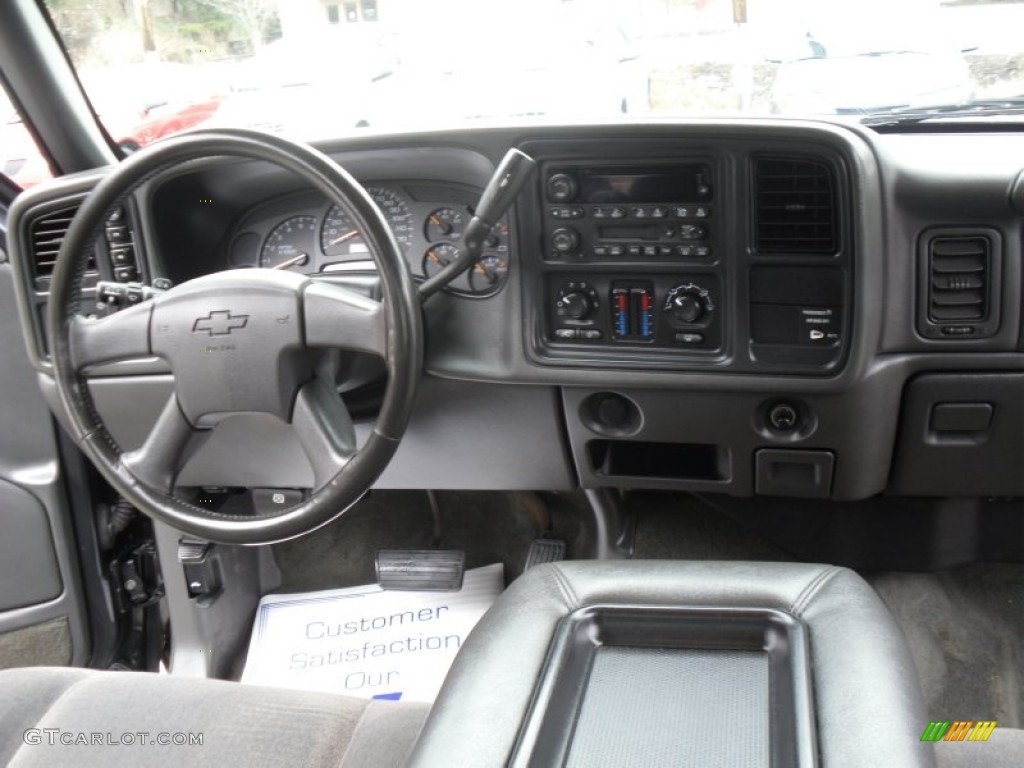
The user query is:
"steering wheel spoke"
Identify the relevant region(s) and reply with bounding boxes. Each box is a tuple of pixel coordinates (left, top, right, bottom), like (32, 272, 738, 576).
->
(292, 374, 360, 488)
(303, 281, 387, 357)
(69, 301, 153, 370)
(120, 394, 196, 494)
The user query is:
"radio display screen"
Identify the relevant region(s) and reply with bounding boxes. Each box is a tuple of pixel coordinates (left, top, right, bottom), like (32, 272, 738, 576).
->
(578, 165, 711, 204)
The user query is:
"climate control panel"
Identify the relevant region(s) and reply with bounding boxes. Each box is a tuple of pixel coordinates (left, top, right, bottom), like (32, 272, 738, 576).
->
(547, 274, 721, 351)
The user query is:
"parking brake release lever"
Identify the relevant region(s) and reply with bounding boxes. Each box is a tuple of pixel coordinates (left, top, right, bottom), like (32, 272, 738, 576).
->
(418, 147, 536, 299)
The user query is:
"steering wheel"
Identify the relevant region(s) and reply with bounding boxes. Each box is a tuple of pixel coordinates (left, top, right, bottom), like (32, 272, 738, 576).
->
(47, 129, 422, 545)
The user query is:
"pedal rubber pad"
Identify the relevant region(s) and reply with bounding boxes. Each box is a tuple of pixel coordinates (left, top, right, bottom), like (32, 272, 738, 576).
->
(524, 538, 566, 570)
(375, 550, 465, 591)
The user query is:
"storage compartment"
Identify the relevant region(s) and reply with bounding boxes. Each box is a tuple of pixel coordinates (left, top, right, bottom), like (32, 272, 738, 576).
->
(511, 606, 816, 768)
(890, 373, 1024, 496)
(587, 440, 728, 481)
(756, 449, 835, 498)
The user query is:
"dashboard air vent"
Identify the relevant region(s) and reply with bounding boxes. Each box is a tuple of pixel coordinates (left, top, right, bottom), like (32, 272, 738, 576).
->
(927, 236, 989, 322)
(918, 230, 1001, 340)
(754, 157, 837, 254)
(28, 203, 90, 283)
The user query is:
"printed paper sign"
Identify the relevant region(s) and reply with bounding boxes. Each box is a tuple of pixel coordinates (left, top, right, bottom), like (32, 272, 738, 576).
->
(242, 563, 503, 702)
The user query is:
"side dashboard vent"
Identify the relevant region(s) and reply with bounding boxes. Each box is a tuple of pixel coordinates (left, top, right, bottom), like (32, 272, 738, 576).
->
(919, 230, 1001, 340)
(28, 203, 92, 284)
(754, 157, 838, 255)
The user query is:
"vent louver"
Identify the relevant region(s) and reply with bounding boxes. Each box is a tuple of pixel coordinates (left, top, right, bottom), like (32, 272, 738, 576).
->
(754, 157, 837, 254)
(927, 236, 989, 323)
(918, 229, 1001, 340)
(28, 203, 92, 283)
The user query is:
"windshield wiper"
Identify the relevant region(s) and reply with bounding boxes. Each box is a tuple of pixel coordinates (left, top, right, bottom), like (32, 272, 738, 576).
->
(862, 96, 1024, 127)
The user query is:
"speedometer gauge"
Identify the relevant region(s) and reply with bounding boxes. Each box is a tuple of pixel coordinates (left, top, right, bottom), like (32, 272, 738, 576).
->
(260, 215, 318, 271)
(321, 187, 413, 260)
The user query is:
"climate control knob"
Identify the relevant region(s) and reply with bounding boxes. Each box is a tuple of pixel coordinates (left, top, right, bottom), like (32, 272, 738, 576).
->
(556, 282, 599, 322)
(672, 294, 703, 323)
(561, 291, 592, 320)
(664, 283, 714, 325)
(551, 227, 580, 255)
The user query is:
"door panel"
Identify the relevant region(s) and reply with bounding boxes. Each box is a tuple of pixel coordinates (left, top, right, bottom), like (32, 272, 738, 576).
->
(0, 479, 62, 610)
(0, 221, 90, 668)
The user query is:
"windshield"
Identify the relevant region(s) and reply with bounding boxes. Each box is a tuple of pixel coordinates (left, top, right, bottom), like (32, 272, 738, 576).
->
(11, 0, 1021, 181)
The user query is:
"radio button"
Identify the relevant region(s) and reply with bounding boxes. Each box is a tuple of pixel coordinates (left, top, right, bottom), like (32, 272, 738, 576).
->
(609, 206, 627, 219)
(628, 245, 642, 257)
(593, 245, 609, 257)
(555, 328, 578, 339)
(695, 245, 712, 258)
(551, 206, 584, 219)
(676, 245, 694, 257)
(608, 244, 625, 257)
(658, 246, 674, 257)
(695, 206, 710, 218)
(551, 227, 580, 255)
(593, 207, 608, 219)
(673, 206, 690, 218)
(631, 206, 648, 219)
(547, 173, 577, 203)
(580, 329, 603, 340)
(642, 245, 657, 257)
(651, 206, 669, 219)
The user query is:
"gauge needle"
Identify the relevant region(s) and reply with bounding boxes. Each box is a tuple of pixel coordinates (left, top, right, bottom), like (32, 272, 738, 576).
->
(329, 229, 361, 246)
(473, 262, 496, 283)
(429, 215, 442, 225)
(428, 250, 444, 265)
(273, 252, 309, 270)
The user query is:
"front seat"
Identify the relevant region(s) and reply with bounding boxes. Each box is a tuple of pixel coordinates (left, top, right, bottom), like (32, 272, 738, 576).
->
(0, 561, 990, 767)
(0, 666, 428, 767)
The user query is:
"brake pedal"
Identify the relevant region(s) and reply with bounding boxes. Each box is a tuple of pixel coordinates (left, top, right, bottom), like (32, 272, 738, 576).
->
(524, 538, 566, 570)
(375, 550, 465, 591)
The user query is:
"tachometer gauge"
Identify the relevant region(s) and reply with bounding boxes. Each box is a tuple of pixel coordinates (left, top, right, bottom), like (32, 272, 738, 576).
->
(424, 207, 467, 241)
(422, 243, 458, 278)
(321, 187, 413, 260)
(260, 215, 318, 271)
(468, 253, 509, 293)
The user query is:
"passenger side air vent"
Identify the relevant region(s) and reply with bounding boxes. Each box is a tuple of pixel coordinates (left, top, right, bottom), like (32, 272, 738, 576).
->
(918, 230, 1001, 340)
(753, 157, 837, 255)
(28, 203, 92, 285)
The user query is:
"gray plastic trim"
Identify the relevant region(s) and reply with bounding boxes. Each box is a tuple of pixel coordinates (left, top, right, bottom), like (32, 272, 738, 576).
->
(0, 479, 62, 611)
(153, 521, 263, 679)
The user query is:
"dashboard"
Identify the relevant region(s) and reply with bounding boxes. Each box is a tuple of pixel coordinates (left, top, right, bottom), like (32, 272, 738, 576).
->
(8, 121, 1024, 503)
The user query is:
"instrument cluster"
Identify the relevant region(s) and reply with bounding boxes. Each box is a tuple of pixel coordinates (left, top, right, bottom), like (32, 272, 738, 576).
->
(228, 183, 510, 297)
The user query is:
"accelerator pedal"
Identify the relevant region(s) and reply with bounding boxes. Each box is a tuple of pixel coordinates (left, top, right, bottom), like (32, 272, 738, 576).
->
(524, 538, 566, 570)
(375, 550, 465, 591)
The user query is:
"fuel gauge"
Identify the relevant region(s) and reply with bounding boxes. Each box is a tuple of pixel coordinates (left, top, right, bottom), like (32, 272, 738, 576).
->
(424, 208, 466, 241)
(422, 243, 459, 278)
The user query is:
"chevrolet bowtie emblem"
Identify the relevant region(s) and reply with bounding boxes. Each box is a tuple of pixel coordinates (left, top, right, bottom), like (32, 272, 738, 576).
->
(192, 310, 249, 336)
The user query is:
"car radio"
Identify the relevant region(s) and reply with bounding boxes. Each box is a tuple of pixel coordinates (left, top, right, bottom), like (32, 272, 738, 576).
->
(542, 163, 715, 261)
